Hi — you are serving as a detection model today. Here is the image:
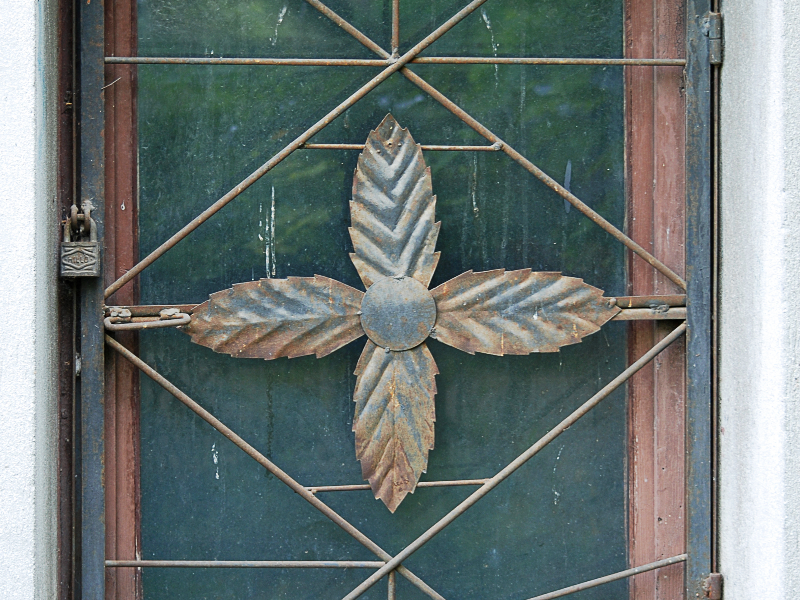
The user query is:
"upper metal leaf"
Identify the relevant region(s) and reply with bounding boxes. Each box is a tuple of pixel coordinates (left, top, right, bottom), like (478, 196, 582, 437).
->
(353, 340, 438, 512)
(349, 114, 441, 288)
(430, 269, 620, 355)
(185, 275, 365, 359)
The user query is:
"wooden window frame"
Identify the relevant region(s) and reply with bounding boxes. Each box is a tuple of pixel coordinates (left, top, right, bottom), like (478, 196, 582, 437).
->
(65, 0, 714, 597)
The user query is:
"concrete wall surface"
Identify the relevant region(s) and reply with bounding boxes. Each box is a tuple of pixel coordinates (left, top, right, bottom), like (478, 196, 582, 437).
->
(719, 0, 800, 598)
(0, 0, 59, 599)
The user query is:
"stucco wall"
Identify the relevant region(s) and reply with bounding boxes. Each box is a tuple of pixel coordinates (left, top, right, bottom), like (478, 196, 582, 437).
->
(0, 0, 59, 599)
(719, 0, 800, 597)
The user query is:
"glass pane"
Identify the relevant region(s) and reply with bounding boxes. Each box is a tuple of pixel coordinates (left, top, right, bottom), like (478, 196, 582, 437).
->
(137, 0, 627, 598)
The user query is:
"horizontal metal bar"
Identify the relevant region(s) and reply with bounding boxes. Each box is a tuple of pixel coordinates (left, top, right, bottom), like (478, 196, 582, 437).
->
(105, 56, 685, 67)
(104, 314, 190, 331)
(103, 335, 445, 600)
(307, 479, 489, 493)
(106, 560, 385, 569)
(105, 57, 388, 66)
(105, 304, 199, 317)
(612, 307, 686, 321)
(412, 56, 686, 66)
(613, 294, 686, 308)
(525, 554, 688, 600)
(106, 295, 683, 319)
(301, 143, 502, 151)
(342, 322, 688, 599)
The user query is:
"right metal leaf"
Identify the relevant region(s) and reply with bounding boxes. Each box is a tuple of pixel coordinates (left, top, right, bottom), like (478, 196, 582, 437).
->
(430, 269, 620, 355)
(353, 340, 438, 512)
(349, 114, 441, 288)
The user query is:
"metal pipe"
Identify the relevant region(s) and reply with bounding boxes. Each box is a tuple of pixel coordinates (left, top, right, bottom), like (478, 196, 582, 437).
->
(300, 143, 502, 151)
(104, 335, 446, 600)
(613, 294, 686, 308)
(307, 479, 489, 493)
(612, 307, 686, 321)
(388, 570, 397, 600)
(391, 0, 400, 56)
(301, 0, 688, 291)
(524, 554, 688, 600)
(103, 314, 190, 331)
(104, 0, 491, 299)
(106, 560, 386, 569)
(342, 322, 687, 600)
(105, 56, 686, 66)
(105, 57, 388, 66)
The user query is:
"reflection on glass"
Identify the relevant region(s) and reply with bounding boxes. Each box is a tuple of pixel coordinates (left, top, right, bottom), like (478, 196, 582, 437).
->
(138, 1, 627, 598)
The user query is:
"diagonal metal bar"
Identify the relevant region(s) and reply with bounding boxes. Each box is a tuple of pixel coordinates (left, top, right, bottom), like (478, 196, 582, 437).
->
(103, 335, 446, 600)
(302, 0, 687, 291)
(104, 0, 491, 300)
(342, 322, 687, 600)
(525, 554, 687, 600)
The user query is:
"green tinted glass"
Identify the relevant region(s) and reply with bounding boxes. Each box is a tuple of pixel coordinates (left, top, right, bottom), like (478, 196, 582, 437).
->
(138, 1, 627, 598)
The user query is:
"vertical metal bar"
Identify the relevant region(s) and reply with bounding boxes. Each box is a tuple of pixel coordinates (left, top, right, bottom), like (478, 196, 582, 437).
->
(391, 0, 400, 55)
(388, 570, 396, 600)
(77, 0, 106, 596)
(685, 0, 713, 597)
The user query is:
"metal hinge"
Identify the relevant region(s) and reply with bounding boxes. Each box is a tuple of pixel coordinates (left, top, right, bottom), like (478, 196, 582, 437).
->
(703, 573, 723, 599)
(703, 12, 723, 65)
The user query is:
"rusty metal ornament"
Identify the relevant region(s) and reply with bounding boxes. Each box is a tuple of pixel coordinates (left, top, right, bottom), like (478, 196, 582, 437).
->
(182, 114, 620, 512)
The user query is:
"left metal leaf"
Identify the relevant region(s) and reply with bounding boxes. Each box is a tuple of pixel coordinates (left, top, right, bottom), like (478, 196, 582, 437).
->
(353, 341, 438, 512)
(184, 276, 365, 359)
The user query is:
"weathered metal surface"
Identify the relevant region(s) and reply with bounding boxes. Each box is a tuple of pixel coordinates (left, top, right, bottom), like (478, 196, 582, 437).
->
(430, 270, 619, 355)
(104, 335, 445, 600)
(185, 276, 365, 359)
(78, 0, 106, 595)
(686, 0, 715, 596)
(61, 203, 100, 277)
(353, 341, 438, 512)
(361, 276, 436, 350)
(342, 323, 688, 600)
(349, 114, 441, 288)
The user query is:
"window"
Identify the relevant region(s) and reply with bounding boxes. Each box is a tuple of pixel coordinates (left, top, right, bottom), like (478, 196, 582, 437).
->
(71, 0, 713, 598)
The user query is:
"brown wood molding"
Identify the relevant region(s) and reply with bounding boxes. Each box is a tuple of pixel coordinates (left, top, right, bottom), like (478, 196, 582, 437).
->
(625, 0, 687, 598)
(104, 0, 141, 596)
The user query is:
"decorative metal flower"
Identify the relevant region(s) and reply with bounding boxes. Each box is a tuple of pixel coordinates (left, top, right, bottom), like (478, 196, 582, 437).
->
(184, 115, 620, 512)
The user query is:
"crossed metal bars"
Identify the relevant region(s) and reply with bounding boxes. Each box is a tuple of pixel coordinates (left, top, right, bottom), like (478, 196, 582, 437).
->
(103, 0, 686, 301)
(102, 0, 689, 597)
(105, 323, 686, 600)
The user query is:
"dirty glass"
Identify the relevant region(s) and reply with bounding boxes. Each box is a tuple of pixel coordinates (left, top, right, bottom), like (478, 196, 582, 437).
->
(137, 0, 628, 598)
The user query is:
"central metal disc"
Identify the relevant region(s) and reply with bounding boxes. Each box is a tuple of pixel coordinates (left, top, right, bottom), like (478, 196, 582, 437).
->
(360, 276, 437, 351)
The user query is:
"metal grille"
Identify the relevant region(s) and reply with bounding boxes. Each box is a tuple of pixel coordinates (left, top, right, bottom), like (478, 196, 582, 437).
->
(91, 1, 706, 598)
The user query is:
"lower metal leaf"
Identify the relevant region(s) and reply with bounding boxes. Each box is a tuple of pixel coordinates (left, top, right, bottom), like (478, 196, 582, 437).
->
(353, 341, 438, 512)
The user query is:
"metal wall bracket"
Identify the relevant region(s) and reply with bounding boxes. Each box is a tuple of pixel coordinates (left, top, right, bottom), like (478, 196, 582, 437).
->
(703, 573, 723, 599)
(704, 12, 724, 65)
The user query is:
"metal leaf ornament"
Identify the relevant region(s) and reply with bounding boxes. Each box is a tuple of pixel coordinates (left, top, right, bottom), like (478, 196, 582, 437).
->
(183, 114, 620, 512)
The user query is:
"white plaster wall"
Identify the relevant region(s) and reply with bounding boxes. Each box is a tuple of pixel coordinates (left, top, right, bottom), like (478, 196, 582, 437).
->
(719, 0, 800, 597)
(0, 0, 59, 598)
